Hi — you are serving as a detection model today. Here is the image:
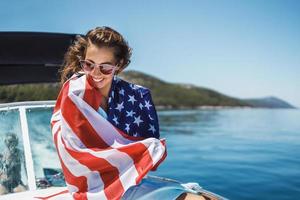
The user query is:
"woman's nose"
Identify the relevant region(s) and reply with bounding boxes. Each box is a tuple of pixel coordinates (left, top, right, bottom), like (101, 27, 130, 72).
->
(91, 65, 102, 75)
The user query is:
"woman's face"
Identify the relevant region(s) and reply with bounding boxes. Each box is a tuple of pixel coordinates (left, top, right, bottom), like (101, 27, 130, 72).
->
(84, 43, 119, 94)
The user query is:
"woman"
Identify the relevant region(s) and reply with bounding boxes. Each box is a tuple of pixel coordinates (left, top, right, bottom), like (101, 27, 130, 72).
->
(57, 26, 207, 200)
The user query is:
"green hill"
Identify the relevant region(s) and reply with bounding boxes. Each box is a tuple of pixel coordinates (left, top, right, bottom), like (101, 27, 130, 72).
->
(119, 70, 249, 108)
(0, 83, 60, 103)
(0, 70, 295, 109)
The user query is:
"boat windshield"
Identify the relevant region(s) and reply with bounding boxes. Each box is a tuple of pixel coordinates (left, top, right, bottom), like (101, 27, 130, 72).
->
(0, 102, 65, 196)
(0, 108, 29, 195)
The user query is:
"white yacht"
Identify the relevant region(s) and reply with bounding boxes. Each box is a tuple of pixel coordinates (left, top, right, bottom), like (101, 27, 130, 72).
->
(0, 32, 227, 200)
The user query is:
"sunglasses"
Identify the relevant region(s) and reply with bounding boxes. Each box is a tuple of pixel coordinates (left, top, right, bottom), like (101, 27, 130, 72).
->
(79, 60, 118, 75)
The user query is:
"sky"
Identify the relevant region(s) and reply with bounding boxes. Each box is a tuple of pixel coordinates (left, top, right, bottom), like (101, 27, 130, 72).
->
(1, 0, 299, 107)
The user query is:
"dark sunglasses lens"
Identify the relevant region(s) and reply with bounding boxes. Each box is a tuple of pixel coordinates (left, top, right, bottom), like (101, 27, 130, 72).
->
(80, 61, 93, 71)
(100, 65, 115, 75)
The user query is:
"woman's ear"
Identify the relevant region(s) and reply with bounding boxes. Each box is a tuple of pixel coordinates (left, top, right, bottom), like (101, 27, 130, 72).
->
(116, 67, 123, 75)
(115, 59, 124, 74)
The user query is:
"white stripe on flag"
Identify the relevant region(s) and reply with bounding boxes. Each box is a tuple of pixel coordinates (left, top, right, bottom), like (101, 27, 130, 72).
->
(56, 129, 108, 200)
(51, 110, 61, 122)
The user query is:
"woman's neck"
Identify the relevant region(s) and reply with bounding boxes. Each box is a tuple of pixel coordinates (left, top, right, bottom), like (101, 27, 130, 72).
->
(98, 88, 109, 100)
(99, 89, 109, 113)
(97, 83, 111, 101)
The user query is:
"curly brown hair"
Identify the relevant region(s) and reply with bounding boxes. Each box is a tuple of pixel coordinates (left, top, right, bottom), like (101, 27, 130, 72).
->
(60, 26, 132, 85)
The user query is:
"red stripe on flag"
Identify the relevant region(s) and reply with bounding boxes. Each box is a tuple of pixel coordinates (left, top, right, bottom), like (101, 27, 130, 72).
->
(53, 87, 63, 114)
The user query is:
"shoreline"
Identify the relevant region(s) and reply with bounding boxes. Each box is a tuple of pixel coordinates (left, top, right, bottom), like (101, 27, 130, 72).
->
(155, 105, 297, 110)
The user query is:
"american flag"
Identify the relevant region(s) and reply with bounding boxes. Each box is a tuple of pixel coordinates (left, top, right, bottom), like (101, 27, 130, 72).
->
(37, 74, 167, 200)
(106, 75, 160, 139)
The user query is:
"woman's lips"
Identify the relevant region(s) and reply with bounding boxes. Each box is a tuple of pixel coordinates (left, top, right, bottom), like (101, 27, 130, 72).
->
(92, 77, 104, 82)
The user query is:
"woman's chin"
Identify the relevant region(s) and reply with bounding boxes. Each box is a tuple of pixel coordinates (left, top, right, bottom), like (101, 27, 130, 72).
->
(87, 75, 104, 88)
(94, 80, 105, 89)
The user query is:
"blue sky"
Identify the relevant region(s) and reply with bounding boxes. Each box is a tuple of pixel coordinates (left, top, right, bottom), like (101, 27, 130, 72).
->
(1, 0, 299, 107)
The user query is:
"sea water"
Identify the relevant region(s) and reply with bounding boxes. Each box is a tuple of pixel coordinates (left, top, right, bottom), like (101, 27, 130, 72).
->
(149, 108, 300, 200)
(1, 107, 299, 199)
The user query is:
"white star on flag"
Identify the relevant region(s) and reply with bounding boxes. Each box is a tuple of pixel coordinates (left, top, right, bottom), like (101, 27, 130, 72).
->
(125, 123, 130, 133)
(130, 84, 140, 90)
(126, 110, 136, 117)
(135, 85, 142, 89)
(144, 100, 152, 110)
(115, 102, 124, 112)
(128, 95, 137, 105)
(133, 115, 144, 127)
(119, 88, 125, 95)
(139, 102, 144, 110)
(148, 124, 156, 134)
(113, 115, 119, 125)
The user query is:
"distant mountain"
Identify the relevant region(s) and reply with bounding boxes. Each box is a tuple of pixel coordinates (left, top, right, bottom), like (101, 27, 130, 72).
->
(243, 96, 296, 109)
(0, 70, 296, 109)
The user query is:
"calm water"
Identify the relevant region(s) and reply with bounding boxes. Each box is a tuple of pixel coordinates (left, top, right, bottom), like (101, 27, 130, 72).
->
(1, 108, 299, 199)
(149, 108, 300, 200)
